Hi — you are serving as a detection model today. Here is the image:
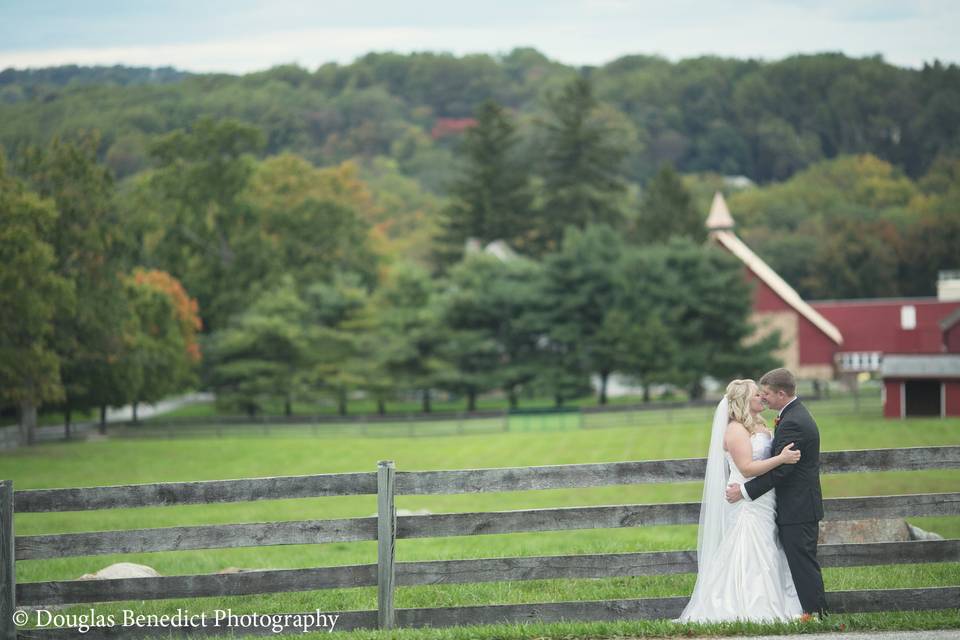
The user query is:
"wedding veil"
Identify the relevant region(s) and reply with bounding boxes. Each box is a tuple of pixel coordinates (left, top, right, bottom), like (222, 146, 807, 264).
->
(696, 395, 731, 573)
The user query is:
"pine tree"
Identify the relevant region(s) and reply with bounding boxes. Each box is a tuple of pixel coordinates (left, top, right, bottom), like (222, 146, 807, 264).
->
(536, 224, 625, 406)
(634, 163, 705, 244)
(433, 100, 533, 268)
(537, 75, 628, 253)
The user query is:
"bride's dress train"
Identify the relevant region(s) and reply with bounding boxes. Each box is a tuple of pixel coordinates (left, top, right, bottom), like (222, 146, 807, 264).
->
(678, 432, 804, 623)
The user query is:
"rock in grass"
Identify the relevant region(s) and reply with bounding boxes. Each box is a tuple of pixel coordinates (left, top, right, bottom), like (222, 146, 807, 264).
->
(906, 522, 944, 541)
(77, 562, 162, 580)
(817, 518, 943, 544)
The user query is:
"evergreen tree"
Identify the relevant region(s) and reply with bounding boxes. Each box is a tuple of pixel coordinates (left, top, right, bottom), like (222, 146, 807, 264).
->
(372, 263, 451, 413)
(634, 163, 706, 244)
(434, 100, 534, 268)
(205, 275, 310, 417)
(536, 224, 625, 406)
(638, 238, 783, 399)
(537, 76, 628, 252)
(302, 273, 373, 416)
(438, 252, 544, 411)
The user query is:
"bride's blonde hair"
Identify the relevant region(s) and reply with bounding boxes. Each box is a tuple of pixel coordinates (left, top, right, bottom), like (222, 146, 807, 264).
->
(725, 379, 766, 435)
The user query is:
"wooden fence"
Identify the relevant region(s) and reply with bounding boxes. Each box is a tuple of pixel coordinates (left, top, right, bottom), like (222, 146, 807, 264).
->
(2, 445, 959, 638)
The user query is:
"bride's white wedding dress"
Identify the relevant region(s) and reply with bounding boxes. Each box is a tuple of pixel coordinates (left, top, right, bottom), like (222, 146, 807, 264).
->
(678, 431, 804, 623)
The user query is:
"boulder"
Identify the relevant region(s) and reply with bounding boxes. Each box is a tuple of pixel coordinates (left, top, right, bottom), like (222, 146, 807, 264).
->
(817, 519, 942, 544)
(818, 519, 909, 544)
(77, 562, 161, 580)
(907, 522, 945, 541)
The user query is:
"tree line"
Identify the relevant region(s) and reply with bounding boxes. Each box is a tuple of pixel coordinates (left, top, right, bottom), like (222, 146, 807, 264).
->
(3, 52, 957, 301)
(1, 74, 785, 443)
(3, 62, 959, 441)
(0, 139, 201, 445)
(433, 79, 960, 300)
(1, 51, 958, 187)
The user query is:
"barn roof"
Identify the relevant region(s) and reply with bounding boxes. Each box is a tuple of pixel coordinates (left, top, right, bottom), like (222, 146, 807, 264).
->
(706, 191, 735, 230)
(710, 228, 844, 345)
(881, 354, 960, 378)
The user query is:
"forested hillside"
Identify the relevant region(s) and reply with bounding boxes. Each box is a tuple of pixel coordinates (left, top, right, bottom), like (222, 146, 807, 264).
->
(2, 50, 959, 432)
(2, 50, 958, 184)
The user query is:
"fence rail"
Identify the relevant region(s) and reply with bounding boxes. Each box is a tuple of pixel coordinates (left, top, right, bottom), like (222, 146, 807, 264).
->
(2, 445, 959, 638)
(16, 446, 957, 514)
(15, 539, 960, 607)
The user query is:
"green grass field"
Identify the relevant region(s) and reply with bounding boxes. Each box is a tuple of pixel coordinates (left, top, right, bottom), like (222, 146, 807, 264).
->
(3, 397, 958, 638)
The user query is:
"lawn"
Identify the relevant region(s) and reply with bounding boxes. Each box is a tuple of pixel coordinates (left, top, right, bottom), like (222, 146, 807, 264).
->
(3, 397, 958, 638)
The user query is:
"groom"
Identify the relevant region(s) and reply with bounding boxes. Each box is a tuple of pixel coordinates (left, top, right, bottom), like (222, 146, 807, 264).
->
(725, 367, 828, 618)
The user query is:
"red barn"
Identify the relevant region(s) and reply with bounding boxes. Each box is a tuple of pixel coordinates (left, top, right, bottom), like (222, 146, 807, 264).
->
(706, 193, 960, 418)
(706, 193, 842, 381)
(811, 298, 959, 358)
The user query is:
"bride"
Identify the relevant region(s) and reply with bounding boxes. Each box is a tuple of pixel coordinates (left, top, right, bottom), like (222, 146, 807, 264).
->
(677, 379, 804, 622)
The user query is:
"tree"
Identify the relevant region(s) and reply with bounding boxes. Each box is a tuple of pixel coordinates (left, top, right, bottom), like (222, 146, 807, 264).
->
(302, 273, 373, 416)
(633, 163, 705, 244)
(371, 263, 451, 413)
(433, 100, 535, 267)
(205, 275, 309, 417)
(147, 117, 268, 331)
(537, 224, 625, 406)
(728, 153, 921, 298)
(537, 75, 629, 252)
(900, 155, 960, 294)
(243, 154, 380, 288)
(132, 269, 203, 363)
(745, 116, 824, 183)
(589, 256, 678, 403)
(357, 156, 443, 266)
(0, 156, 74, 445)
(800, 217, 902, 299)
(124, 269, 200, 422)
(17, 133, 130, 434)
(438, 252, 544, 410)
(2, 52, 959, 187)
(639, 238, 782, 399)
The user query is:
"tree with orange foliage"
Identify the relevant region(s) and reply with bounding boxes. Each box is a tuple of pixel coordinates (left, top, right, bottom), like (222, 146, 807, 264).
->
(123, 269, 201, 422)
(131, 268, 203, 364)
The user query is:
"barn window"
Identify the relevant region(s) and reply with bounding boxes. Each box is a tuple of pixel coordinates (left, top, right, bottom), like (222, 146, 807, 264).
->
(901, 305, 917, 330)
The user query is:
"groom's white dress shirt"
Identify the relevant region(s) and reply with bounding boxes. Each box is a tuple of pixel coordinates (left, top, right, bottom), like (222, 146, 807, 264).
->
(739, 396, 798, 502)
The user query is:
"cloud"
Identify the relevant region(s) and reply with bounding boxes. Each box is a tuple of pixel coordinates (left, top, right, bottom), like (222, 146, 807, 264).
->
(0, 25, 609, 73)
(0, 2, 957, 73)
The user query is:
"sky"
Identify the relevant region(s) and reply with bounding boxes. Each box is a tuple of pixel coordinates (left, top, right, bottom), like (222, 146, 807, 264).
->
(1, 0, 958, 74)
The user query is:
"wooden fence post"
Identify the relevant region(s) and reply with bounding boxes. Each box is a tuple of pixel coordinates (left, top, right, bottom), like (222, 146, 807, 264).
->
(1, 480, 15, 640)
(377, 461, 396, 630)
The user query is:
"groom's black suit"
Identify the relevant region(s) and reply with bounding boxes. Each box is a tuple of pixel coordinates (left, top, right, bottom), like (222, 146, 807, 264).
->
(744, 398, 827, 615)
